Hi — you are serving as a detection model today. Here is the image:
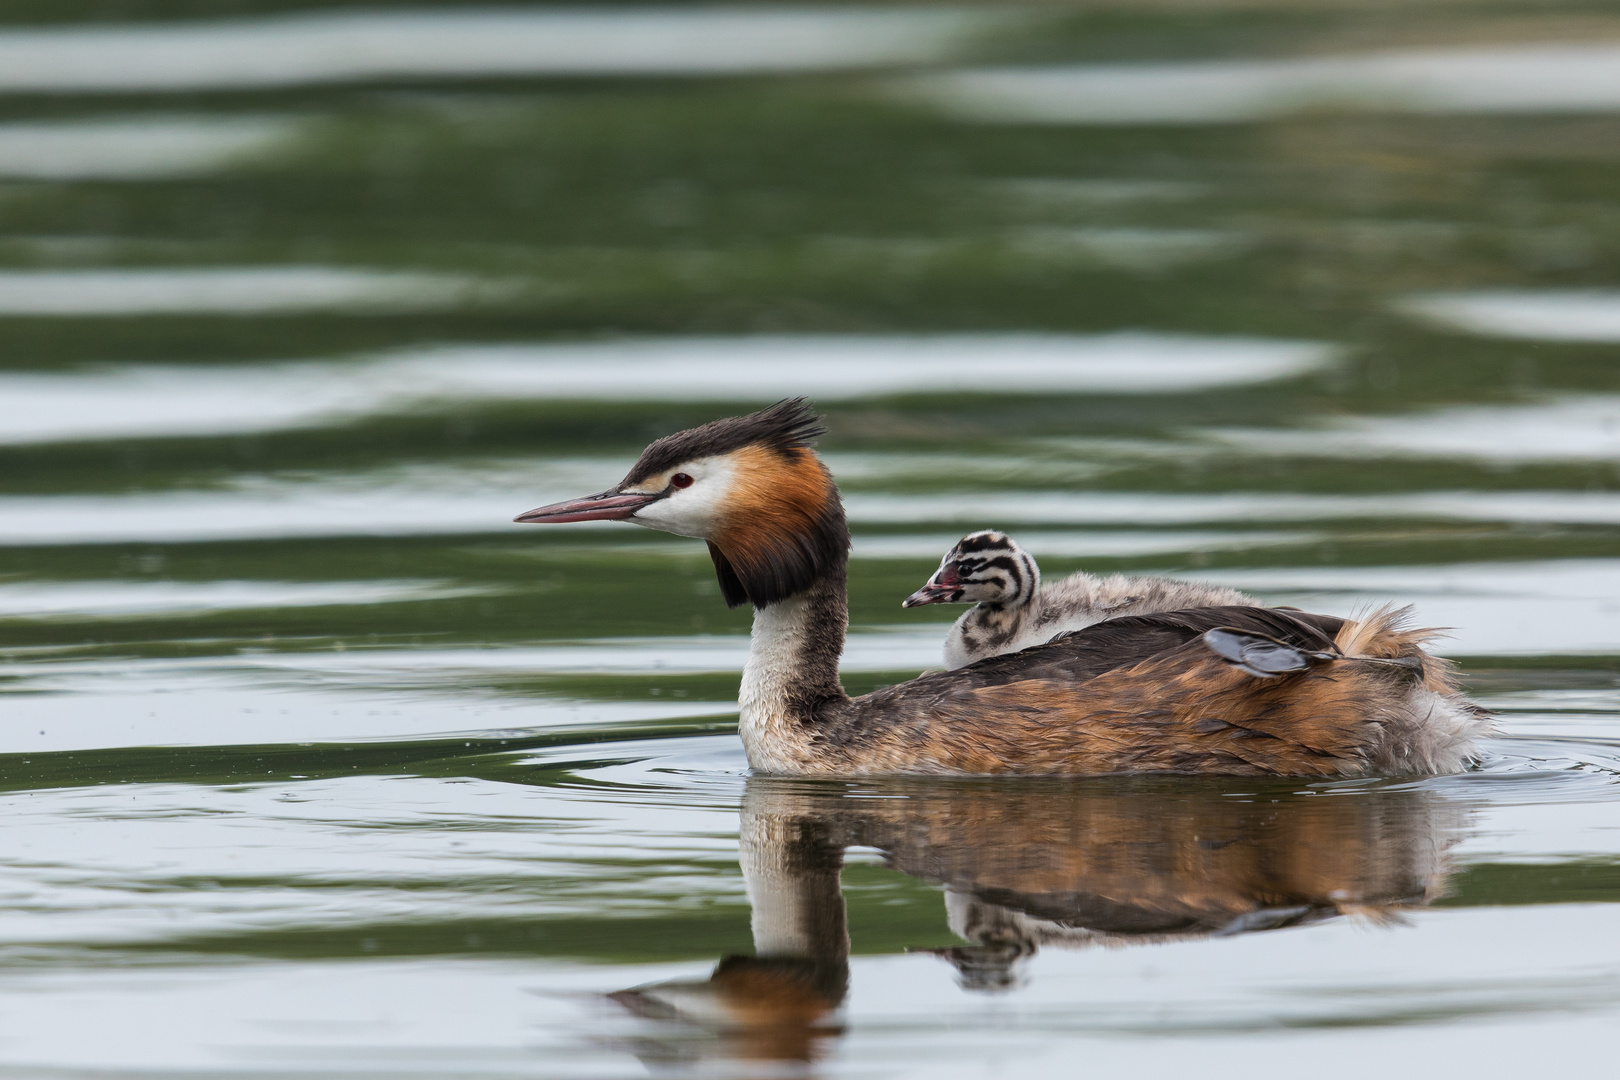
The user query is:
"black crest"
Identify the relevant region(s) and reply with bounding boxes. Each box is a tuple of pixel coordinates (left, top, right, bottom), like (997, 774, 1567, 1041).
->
(622, 398, 827, 487)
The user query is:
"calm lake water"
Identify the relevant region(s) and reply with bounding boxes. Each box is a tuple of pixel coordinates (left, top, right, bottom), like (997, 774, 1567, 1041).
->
(5, 1, 1620, 1075)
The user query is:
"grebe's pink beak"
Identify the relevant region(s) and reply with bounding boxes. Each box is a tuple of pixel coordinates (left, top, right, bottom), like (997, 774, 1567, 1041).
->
(902, 565, 961, 608)
(514, 489, 657, 524)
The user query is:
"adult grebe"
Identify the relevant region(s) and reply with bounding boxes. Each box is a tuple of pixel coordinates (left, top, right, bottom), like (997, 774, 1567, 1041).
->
(904, 530, 1257, 669)
(515, 399, 1488, 777)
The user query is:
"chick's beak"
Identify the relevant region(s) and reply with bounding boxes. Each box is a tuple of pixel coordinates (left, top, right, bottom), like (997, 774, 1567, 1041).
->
(902, 566, 960, 608)
(514, 489, 657, 524)
(902, 586, 948, 608)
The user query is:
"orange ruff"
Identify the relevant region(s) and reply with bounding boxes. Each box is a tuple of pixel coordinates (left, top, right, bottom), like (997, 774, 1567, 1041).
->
(713, 445, 835, 582)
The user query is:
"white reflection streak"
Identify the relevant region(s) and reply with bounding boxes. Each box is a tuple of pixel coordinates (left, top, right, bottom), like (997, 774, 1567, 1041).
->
(1398, 291, 1620, 343)
(0, 116, 301, 180)
(841, 490, 1620, 526)
(850, 529, 1314, 559)
(910, 43, 1620, 124)
(0, 7, 992, 93)
(0, 579, 490, 619)
(0, 333, 1333, 444)
(10, 484, 1620, 545)
(1212, 396, 1620, 462)
(14, 560, 1620, 667)
(0, 677, 739, 753)
(1201, 559, 1620, 656)
(3, 632, 941, 680)
(1009, 227, 1250, 270)
(0, 268, 498, 316)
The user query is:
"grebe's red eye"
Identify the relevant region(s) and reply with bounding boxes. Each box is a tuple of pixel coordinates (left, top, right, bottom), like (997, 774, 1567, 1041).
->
(670, 473, 694, 489)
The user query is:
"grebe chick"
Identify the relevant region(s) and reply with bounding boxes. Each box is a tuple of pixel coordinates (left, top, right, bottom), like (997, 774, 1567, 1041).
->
(515, 399, 1489, 778)
(904, 530, 1258, 669)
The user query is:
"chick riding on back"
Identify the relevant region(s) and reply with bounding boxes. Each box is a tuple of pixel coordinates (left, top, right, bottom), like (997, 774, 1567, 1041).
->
(905, 530, 1257, 669)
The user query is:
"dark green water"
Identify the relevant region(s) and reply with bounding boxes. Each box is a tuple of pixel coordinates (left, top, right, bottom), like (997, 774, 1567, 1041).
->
(3, 1, 1620, 1075)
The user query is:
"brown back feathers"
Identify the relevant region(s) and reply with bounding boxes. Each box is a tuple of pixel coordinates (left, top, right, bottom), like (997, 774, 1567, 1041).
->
(798, 605, 1487, 777)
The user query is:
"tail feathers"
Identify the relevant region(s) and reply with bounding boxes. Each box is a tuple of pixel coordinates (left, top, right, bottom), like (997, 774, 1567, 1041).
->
(1335, 604, 1446, 658)
(1333, 605, 1462, 695)
(1200, 606, 1491, 776)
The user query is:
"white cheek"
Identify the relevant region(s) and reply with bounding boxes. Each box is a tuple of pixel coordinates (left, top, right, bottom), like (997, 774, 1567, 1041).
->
(631, 459, 735, 539)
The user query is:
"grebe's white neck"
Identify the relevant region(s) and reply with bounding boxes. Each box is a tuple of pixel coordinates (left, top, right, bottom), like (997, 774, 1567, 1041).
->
(738, 561, 849, 774)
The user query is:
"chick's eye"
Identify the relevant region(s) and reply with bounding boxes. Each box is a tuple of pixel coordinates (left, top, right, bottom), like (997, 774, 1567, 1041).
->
(670, 473, 694, 489)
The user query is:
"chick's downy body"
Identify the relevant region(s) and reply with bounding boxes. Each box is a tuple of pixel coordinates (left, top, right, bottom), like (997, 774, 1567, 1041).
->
(904, 531, 1257, 669)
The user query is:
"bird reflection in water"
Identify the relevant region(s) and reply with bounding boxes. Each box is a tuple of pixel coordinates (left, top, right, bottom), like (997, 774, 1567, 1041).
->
(608, 776, 1465, 1071)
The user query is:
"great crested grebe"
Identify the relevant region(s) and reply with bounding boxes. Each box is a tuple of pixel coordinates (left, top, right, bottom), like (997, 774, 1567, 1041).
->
(904, 530, 1258, 669)
(515, 399, 1489, 777)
